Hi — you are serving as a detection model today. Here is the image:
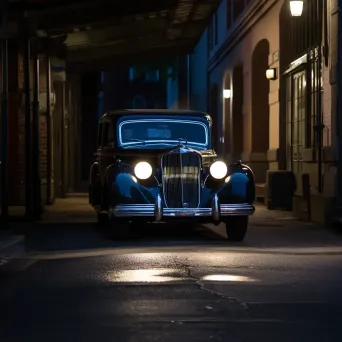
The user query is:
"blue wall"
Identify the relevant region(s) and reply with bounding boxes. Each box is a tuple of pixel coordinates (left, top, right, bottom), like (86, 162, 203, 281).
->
(166, 67, 179, 109)
(190, 30, 208, 112)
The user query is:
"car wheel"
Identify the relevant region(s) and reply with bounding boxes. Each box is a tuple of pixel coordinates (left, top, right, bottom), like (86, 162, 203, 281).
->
(224, 216, 248, 242)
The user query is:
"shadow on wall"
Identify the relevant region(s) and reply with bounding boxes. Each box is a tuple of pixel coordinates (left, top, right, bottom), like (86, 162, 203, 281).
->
(251, 39, 270, 154)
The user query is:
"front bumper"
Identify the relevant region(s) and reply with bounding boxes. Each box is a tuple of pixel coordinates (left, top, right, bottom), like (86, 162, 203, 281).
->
(110, 194, 255, 221)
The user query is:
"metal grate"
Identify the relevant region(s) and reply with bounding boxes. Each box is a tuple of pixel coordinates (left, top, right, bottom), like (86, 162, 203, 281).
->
(162, 151, 201, 208)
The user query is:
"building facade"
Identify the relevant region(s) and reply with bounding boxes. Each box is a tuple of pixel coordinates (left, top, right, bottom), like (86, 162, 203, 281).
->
(168, 0, 339, 224)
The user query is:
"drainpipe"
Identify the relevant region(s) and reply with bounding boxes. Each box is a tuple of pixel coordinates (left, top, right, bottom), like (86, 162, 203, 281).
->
(46, 48, 52, 204)
(1, 28, 9, 219)
(23, 17, 33, 219)
(31, 38, 42, 218)
(315, 0, 324, 193)
(336, 0, 342, 205)
(61, 81, 67, 198)
(323, 0, 329, 67)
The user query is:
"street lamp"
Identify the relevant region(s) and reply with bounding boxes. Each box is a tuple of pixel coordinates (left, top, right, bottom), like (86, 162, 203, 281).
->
(266, 68, 277, 80)
(223, 89, 231, 99)
(290, 0, 304, 16)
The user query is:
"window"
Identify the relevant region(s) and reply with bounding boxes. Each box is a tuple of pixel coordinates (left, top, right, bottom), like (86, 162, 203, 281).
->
(309, 56, 323, 148)
(129, 67, 135, 82)
(145, 70, 160, 82)
(287, 70, 306, 174)
(208, 17, 214, 51)
(208, 12, 218, 52)
(118, 117, 209, 148)
(227, 0, 252, 30)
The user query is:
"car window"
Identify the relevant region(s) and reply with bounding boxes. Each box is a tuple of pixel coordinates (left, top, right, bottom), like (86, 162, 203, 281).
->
(118, 117, 209, 148)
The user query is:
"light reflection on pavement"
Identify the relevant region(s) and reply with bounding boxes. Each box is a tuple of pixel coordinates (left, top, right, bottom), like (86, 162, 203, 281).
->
(1, 203, 342, 341)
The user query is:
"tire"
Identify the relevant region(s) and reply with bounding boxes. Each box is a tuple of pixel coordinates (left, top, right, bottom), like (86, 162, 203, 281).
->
(224, 216, 248, 242)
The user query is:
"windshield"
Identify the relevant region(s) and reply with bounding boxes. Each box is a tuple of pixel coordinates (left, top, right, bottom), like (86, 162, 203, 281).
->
(117, 117, 209, 148)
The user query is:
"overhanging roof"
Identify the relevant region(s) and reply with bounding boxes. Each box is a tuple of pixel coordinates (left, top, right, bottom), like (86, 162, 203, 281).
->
(9, 0, 220, 71)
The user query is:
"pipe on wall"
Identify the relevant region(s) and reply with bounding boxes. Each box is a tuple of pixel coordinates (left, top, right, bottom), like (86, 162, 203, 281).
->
(336, 0, 342, 203)
(1, 37, 9, 219)
(316, 0, 325, 193)
(323, 0, 329, 67)
(46, 49, 53, 204)
(23, 25, 33, 219)
(32, 38, 42, 217)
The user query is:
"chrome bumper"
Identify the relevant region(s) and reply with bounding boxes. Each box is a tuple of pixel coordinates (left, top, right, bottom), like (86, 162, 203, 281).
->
(111, 194, 255, 221)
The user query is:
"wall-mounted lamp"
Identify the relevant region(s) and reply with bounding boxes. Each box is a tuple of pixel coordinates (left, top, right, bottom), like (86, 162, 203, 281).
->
(290, 1, 304, 17)
(223, 89, 231, 99)
(266, 68, 277, 80)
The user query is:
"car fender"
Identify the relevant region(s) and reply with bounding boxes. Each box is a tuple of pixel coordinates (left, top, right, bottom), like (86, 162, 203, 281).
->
(110, 172, 159, 206)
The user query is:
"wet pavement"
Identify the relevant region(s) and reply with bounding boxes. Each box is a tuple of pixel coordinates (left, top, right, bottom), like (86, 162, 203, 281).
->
(1, 199, 342, 341)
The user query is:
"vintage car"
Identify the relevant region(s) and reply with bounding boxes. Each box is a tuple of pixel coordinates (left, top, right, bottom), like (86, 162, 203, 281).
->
(89, 109, 255, 241)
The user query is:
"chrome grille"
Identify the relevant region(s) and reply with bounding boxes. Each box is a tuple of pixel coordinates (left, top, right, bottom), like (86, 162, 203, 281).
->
(162, 152, 201, 208)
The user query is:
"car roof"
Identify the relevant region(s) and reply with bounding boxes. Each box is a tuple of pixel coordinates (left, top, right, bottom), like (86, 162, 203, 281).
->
(100, 109, 212, 122)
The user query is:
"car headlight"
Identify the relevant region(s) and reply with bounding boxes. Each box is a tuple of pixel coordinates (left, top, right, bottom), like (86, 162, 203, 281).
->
(210, 161, 228, 179)
(134, 161, 153, 180)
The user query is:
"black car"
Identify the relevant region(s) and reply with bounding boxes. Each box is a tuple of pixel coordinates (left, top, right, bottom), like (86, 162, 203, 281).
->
(89, 109, 255, 241)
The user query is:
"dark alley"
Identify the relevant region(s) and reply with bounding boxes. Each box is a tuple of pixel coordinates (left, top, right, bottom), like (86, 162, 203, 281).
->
(2, 0, 342, 341)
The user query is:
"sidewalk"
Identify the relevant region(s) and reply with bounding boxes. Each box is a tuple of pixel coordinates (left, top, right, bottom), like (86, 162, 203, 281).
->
(0, 231, 26, 266)
(0, 193, 93, 265)
(40, 193, 96, 223)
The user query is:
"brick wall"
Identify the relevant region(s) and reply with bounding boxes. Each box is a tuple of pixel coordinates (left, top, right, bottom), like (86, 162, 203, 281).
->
(16, 54, 53, 205)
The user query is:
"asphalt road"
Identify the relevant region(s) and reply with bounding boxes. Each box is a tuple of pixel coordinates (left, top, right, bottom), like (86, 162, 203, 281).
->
(1, 210, 342, 342)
